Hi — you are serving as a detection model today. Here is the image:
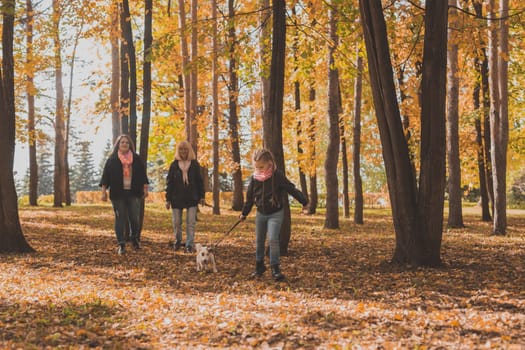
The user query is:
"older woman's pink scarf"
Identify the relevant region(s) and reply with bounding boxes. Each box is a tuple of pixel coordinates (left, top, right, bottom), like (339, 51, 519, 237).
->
(178, 160, 191, 185)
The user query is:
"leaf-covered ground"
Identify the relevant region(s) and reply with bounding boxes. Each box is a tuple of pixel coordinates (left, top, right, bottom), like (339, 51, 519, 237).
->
(1, 204, 524, 349)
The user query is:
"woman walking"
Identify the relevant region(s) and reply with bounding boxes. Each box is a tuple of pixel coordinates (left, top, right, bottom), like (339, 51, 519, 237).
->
(100, 134, 149, 255)
(165, 140, 205, 253)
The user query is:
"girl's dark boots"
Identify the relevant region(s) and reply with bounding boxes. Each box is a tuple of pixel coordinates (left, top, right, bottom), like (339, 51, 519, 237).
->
(271, 264, 285, 281)
(251, 260, 266, 278)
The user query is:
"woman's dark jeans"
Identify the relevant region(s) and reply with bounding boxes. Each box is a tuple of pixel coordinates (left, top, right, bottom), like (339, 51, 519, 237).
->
(111, 194, 141, 245)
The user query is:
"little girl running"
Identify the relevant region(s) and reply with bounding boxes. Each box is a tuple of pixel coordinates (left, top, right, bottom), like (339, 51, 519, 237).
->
(240, 148, 308, 281)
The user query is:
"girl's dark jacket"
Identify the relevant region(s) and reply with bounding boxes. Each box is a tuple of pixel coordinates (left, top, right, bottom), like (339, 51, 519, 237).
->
(241, 169, 308, 216)
(165, 160, 205, 209)
(99, 153, 149, 200)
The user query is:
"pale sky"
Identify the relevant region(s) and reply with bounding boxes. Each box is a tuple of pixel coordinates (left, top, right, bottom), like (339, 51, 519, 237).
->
(14, 36, 112, 180)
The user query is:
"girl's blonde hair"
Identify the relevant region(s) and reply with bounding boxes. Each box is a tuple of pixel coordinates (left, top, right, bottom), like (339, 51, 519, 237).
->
(253, 148, 275, 165)
(175, 140, 196, 161)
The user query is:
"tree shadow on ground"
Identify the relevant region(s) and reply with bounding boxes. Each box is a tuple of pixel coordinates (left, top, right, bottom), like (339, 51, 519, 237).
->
(0, 300, 151, 349)
(17, 205, 525, 305)
(4, 205, 523, 348)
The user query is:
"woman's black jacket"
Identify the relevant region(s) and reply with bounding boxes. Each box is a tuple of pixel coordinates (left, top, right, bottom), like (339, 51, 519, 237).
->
(241, 169, 308, 216)
(165, 160, 205, 209)
(99, 153, 149, 200)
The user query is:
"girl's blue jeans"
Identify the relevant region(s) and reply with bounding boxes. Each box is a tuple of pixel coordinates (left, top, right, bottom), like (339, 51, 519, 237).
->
(111, 195, 141, 245)
(255, 209, 283, 266)
(171, 206, 197, 248)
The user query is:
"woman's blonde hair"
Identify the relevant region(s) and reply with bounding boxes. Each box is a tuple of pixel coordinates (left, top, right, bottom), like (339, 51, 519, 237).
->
(175, 140, 196, 161)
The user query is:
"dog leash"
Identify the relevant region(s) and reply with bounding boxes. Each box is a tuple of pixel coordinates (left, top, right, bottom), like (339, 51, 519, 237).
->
(212, 218, 243, 249)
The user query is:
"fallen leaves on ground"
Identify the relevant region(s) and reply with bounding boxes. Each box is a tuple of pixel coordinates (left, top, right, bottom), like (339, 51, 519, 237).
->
(1, 204, 524, 349)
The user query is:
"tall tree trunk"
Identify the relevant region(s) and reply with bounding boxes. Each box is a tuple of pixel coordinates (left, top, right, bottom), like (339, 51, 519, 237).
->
(495, 0, 509, 235)
(340, 116, 350, 219)
(296, 85, 308, 198)
(189, 0, 198, 149)
(307, 86, 318, 214)
(291, 5, 308, 199)
(26, 0, 38, 206)
(52, 0, 66, 208)
(482, 49, 494, 215)
(110, 0, 120, 142)
(360, 0, 447, 267)
(140, 0, 152, 164)
(446, 0, 464, 228)
(353, 43, 364, 224)
(227, 0, 243, 211)
(417, 0, 448, 265)
(303, 1, 318, 215)
(138, 0, 153, 237)
(361, 0, 418, 264)
(211, 0, 220, 215)
(474, 105, 491, 221)
(324, 3, 340, 229)
(64, 146, 71, 205)
(64, 14, 85, 206)
(118, 0, 133, 240)
(191, 0, 206, 190)
(337, 53, 348, 220)
(488, 0, 508, 235)
(266, 0, 291, 254)
(0, 0, 34, 252)
(122, 0, 137, 145)
(259, 0, 271, 147)
(119, 1, 129, 135)
(472, 0, 492, 221)
(487, 0, 501, 230)
(177, 0, 191, 141)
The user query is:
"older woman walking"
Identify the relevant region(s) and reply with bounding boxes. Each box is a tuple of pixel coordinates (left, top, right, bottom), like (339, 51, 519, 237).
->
(165, 140, 205, 253)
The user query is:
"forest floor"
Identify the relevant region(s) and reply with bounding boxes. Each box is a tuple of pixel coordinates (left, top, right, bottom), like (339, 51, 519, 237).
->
(0, 204, 524, 349)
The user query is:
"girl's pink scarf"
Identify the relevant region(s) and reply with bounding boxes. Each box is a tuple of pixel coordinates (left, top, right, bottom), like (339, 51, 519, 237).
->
(254, 165, 274, 182)
(118, 150, 133, 177)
